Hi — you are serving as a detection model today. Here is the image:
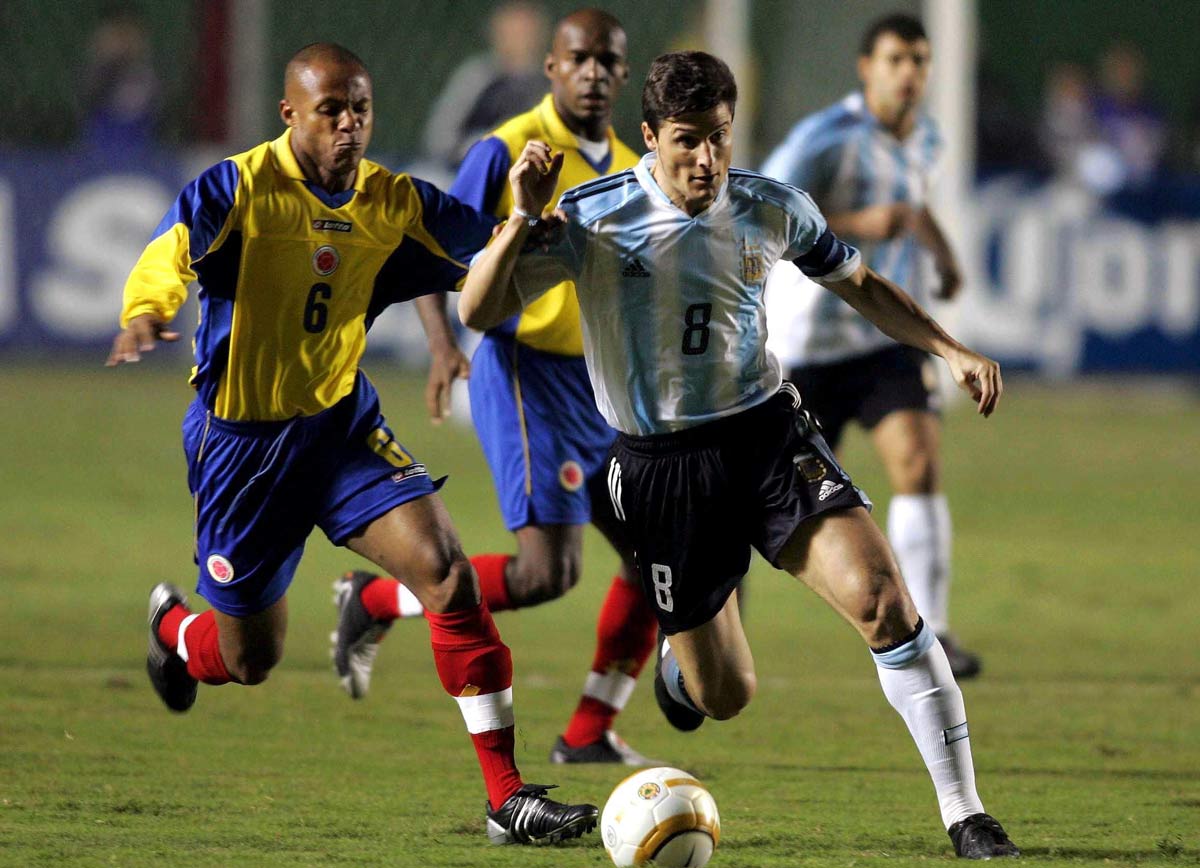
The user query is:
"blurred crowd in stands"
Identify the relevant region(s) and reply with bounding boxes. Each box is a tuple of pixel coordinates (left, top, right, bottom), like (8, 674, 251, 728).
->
(980, 41, 1200, 198)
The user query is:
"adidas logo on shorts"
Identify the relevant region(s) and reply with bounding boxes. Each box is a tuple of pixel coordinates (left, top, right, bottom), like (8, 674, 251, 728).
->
(621, 257, 650, 278)
(818, 479, 844, 501)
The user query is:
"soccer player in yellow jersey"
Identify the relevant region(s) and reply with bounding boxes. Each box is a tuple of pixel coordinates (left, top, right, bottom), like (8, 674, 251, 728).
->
(107, 42, 597, 845)
(331, 10, 662, 766)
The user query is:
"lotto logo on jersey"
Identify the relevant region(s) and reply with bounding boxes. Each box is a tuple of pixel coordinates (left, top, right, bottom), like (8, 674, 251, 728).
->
(312, 245, 340, 276)
(206, 554, 235, 584)
(559, 460, 585, 492)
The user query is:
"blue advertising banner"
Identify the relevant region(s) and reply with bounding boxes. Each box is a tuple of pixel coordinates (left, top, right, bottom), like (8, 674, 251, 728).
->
(0, 147, 184, 350)
(1, 150, 1197, 373)
(961, 175, 1200, 375)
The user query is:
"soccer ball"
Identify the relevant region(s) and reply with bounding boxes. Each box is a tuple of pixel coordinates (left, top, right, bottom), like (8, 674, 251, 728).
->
(601, 767, 720, 867)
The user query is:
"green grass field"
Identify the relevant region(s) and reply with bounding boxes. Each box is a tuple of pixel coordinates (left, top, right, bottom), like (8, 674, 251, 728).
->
(1, 363, 1197, 867)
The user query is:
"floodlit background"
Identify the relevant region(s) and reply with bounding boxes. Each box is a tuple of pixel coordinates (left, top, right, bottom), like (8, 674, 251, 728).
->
(1, 2, 1197, 866)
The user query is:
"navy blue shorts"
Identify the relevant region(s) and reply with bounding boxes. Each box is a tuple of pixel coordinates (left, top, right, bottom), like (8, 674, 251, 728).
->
(468, 334, 617, 531)
(607, 386, 871, 634)
(183, 372, 440, 616)
(787, 345, 940, 450)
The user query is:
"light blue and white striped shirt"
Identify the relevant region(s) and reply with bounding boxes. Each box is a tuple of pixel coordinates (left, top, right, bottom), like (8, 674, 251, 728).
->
(761, 92, 942, 366)
(512, 152, 860, 436)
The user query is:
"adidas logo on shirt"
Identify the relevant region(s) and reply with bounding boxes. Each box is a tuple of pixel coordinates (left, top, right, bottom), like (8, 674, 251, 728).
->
(621, 257, 650, 278)
(818, 479, 844, 501)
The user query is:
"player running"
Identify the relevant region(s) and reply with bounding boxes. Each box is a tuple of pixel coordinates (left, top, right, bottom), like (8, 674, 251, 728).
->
(458, 51, 1020, 859)
(332, 9, 662, 767)
(761, 14, 982, 677)
(108, 42, 596, 845)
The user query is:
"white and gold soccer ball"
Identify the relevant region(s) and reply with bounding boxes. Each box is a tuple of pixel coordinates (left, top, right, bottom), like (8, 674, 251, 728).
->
(601, 766, 720, 867)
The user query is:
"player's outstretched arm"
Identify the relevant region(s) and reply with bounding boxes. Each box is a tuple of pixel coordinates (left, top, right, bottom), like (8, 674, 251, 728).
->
(106, 313, 181, 366)
(414, 293, 469, 423)
(459, 141, 564, 331)
(820, 264, 1001, 416)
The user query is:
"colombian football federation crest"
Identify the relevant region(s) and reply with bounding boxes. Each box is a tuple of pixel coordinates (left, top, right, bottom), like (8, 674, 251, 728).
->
(559, 460, 584, 492)
(312, 245, 340, 276)
(206, 554, 235, 584)
(740, 237, 765, 284)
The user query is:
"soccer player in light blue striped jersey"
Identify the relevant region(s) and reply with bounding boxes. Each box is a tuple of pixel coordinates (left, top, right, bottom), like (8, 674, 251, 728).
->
(458, 51, 1019, 860)
(760, 14, 982, 677)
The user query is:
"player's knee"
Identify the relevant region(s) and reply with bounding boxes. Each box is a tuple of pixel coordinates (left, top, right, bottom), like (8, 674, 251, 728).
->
(227, 642, 283, 686)
(848, 567, 912, 645)
(698, 671, 756, 720)
(421, 553, 478, 614)
(891, 450, 939, 493)
(509, 551, 581, 606)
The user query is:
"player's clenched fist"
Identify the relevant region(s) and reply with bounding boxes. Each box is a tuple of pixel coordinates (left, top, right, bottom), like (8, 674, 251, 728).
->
(509, 140, 564, 220)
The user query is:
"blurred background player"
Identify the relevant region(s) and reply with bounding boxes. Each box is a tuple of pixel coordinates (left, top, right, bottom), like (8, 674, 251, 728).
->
(421, 1, 549, 171)
(457, 48, 1019, 860)
(760, 14, 983, 678)
(108, 42, 596, 845)
(331, 9, 662, 767)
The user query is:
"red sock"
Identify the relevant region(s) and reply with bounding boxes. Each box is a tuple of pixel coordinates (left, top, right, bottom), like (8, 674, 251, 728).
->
(469, 554, 514, 612)
(179, 610, 232, 685)
(157, 603, 189, 650)
(562, 576, 659, 748)
(360, 576, 401, 621)
(427, 602, 523, 808)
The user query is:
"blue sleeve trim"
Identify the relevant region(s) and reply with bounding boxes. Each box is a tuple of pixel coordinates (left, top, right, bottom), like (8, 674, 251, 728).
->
(449, 136, 511, 214)
(151, 159, 239, 263)
(794, 229, 858, 278)
(412, 176, 498, 264)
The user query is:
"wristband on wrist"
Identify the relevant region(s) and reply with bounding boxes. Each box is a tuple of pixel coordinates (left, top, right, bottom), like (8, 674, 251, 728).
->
(511, 205, 540, 226)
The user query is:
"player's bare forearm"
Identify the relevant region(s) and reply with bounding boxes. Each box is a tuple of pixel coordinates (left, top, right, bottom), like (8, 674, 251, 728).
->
(415, 292, 470, 422)
(458, 218, 528, 330)
(913, 207, 962, 299)
(823, 264, 1002, 416)
(823, 265, 961, 358)
(415, 293, 457, 349)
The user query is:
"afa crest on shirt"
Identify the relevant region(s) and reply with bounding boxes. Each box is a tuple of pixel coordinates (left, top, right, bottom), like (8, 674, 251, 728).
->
(312, 245, 340, 276)
(739, 238, 765, 284)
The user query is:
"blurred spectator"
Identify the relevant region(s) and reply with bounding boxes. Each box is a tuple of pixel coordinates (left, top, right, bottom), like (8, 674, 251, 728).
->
(1039, 63, 1095, 177)
(1093, 42, 1166, 188)
(81, 5, 161, 151)
(422, 1, 548, 169)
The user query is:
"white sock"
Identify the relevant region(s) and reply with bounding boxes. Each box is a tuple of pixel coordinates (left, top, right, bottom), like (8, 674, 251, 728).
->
(888, 493, 952, 634)
(397, 583, 424, 618)
(873, 623, 985, 828)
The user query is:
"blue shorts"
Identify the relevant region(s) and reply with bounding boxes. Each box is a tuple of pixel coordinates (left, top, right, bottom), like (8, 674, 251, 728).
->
(468, 334, 616, 531)
(183, 372, 440, 616)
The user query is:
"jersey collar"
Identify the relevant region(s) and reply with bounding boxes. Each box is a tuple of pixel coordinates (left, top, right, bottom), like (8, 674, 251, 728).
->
(633, 152, 730, 220)
(535, 93, 620, 160)
(270, 128, 371, 195)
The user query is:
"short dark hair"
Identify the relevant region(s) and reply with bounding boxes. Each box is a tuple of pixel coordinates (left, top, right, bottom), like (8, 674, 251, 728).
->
(859, 13, 927, 56)
(641, 51, 737, 133)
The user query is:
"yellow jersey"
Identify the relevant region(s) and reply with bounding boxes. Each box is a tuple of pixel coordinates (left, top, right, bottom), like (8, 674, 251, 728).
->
(449, 93, 639, 355)
(121, 129, 494, 421)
